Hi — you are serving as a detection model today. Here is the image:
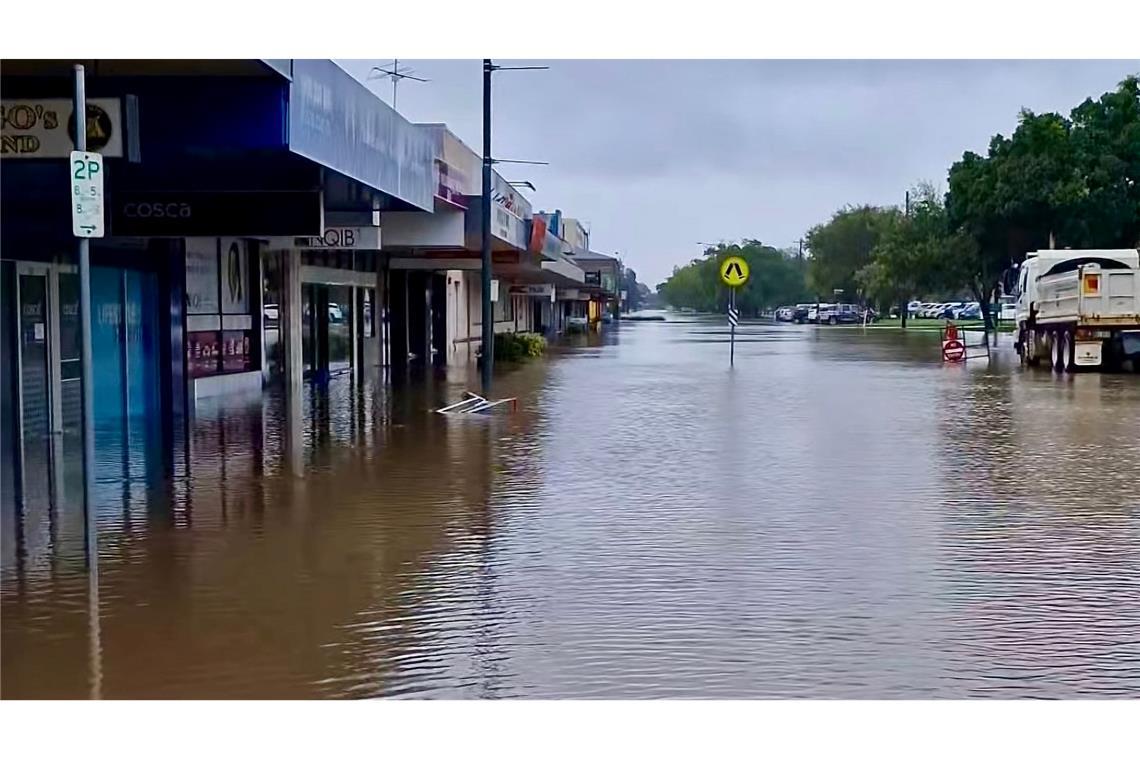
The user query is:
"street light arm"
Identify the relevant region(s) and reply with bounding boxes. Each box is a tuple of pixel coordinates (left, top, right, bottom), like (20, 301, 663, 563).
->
(492, 159, 549, 166)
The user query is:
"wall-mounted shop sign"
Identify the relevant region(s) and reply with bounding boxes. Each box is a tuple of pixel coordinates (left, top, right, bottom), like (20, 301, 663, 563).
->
(528, 216, 548, 253)
(267, 226, 380, 250)
(2, 98, 124, 158)
(432, 126, 478, 208)
(490, 172, 529, 249)
(509, 283, 556, 301)
(111, 191, 321, 236)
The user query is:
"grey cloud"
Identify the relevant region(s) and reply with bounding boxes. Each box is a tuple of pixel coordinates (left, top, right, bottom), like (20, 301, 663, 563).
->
(338, 59, 1139, 285)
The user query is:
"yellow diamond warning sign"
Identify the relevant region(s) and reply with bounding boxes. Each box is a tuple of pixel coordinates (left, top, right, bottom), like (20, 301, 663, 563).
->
(719, 255, 750, 288)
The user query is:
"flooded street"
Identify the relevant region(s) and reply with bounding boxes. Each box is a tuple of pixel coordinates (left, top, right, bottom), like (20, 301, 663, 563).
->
(3, 315, 1140, 699)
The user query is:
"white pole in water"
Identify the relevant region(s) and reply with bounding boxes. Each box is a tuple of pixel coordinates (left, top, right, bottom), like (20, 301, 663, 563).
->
(730, 287, 736, 368)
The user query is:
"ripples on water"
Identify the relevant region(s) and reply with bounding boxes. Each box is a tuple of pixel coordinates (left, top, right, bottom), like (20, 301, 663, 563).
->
(3, 317, 1139, 698)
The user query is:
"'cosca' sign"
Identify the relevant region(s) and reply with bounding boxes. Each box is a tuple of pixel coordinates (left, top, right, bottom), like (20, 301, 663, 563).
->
(111, 191, 322, 236)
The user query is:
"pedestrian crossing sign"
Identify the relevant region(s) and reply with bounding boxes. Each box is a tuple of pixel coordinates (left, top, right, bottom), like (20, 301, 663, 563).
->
(719, 256, 749, 287)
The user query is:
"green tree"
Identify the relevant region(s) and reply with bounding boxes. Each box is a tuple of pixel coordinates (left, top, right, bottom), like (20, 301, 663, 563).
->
(658, 240, 809, 315)
(947, 109, 1087, 332)
(858, 184, 975, 326)
(805, 206, 894, 301)
(1064, 76, 1140, 247)
(622, 267, 644, 311)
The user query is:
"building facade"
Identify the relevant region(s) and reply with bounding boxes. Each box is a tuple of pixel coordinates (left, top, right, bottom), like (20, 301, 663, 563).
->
(1, 59, 605, 556)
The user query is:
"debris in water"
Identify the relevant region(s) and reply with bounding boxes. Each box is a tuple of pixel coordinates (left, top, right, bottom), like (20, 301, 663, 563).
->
(435, 391, 518, 415)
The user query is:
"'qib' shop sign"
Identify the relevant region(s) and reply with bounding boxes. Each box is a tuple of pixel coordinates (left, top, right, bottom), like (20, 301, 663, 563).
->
(1, 99, 124, 158)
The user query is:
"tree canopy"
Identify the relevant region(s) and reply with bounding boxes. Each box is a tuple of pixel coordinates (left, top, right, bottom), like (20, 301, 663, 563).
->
(805, 205, 894, 300)
(941, 76, 1139, 328)
(657, 241, 809, 315)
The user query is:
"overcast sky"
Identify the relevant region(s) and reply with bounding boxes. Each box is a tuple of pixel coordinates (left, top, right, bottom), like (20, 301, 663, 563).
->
(339, 60, 1138, 286)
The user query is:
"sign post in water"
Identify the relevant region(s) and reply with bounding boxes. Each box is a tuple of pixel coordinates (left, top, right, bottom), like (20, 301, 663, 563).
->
(719, 255, 750, 367)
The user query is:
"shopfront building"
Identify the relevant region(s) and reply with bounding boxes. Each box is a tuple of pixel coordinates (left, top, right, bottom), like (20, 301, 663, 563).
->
(0, 59, 424, 562)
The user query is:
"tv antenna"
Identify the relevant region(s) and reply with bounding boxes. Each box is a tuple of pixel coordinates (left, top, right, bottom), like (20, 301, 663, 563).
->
(369, 59, 428, 111)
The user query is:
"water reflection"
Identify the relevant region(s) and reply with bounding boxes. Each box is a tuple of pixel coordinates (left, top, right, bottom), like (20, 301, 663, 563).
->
(2, 315, 1139, 698)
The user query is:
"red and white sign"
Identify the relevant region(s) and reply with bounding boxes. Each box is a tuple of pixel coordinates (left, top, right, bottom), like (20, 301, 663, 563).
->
(942, 338, 966, 362)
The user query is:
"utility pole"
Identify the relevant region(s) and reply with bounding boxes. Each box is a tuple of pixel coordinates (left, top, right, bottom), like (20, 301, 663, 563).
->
(479, 59, 549, 393)
(481, 59, 494, 392)
(902, 192, 911, 327)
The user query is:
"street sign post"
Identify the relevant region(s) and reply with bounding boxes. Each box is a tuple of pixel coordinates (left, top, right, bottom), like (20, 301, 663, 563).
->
(71, 65, 99, 592)
(70, 150, 105, 238)
(719, 255, 750, 367)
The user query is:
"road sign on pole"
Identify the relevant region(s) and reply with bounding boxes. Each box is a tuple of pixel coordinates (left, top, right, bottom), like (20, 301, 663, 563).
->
(70, 150, 105, 238)
(719, 255, 750, 288)
(729, 289, 737, 367)
(719, 255, 749, 368)
(72, 64, 99, 588)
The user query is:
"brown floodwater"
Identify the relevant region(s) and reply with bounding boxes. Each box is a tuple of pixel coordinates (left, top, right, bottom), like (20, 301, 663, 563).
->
(3, 315, 1139, 698)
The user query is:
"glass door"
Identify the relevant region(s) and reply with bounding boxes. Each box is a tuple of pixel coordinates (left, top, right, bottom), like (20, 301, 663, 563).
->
(13, 264, 57, 561)
(327, 284, 353, 376)
(16, 265, 54, 506)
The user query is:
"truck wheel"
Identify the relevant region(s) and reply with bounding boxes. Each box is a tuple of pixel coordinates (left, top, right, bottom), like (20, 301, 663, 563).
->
(828, 316, 838, 325)
(1062, 331, 1076, 373)
(1050, 332, 1063, 372)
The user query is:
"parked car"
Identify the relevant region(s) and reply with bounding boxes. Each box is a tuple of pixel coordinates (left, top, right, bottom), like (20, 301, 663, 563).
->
(952, 301, 979, 319)
(934, 302, 964, 319)
(922, 302, 950, 319)
(775, 306, 795, 322)
(807, 303, 836, 323)
(792, 304, 813, 324)
(958, 303, 982, 320)
(907, 300, 924, 317)
(998, 295, 1017, 322)
(815, 303, 864, 325)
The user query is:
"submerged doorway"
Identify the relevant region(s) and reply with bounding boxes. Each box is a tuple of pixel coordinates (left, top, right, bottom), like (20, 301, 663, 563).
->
(301, 281, 376, 384)
(1, 260, 162, 569)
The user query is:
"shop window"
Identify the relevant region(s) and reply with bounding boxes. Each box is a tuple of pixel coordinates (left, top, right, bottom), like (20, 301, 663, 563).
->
(262, 250, 283, 378)
(493, 291, 513, 322)
(185, 238, 255, 378)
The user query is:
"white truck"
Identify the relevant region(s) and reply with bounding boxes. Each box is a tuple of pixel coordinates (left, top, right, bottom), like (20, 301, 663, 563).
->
(1014, 248, 1140, 372)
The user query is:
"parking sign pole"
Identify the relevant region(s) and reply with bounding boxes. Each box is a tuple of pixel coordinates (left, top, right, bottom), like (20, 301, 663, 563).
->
(73, 63, 104, 700)
(73, 64, 97, 572)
